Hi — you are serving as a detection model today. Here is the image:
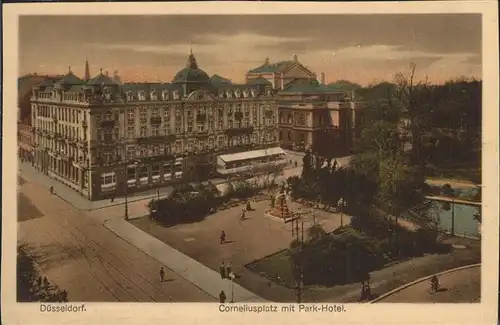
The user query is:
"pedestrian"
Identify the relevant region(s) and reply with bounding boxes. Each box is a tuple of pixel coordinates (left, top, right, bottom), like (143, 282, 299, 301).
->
(430, 275, 439, 292)
(220, 230, 226, 244)
(110, 195, 114, 203)
(240, 209, 246, 221)
(219, 290, 227, 303)
(226, 262, 232, 277)
(246, 200, 251, 211)
(43, 276, 50, 288)
(159, 267, 165, 282)
(50, 186, 54, 194)
(294, 161, 298, 168)
(60, 289, 68, 302)
(220, 261, 226, 279)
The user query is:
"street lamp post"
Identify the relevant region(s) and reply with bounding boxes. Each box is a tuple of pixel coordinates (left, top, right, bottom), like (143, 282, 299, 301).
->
(229, 272, 235, 303)
(124, 165, 129, 220)
(337, 197, 347, 227)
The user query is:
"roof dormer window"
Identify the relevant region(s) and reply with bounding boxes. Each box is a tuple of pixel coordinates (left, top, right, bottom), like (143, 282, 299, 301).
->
(226, 90, 233, 99)
(235, 89, 241, 98)
(251, 89, 257, 97)
(173, 90, 180, 100)
(138, 91, 146, 101)
(162, 90, 170, 101)
(243, 89, 250, 98)
(219, 92, 225, 99)
(150, 90, 158, 101)
(126, 91, 133, 101)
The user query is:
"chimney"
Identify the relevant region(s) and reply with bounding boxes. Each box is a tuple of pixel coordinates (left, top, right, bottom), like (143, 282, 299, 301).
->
(320, 72, 325, 85)
(293, 54, 298, 62)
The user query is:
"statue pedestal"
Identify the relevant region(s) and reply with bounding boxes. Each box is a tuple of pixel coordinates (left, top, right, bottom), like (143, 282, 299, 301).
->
(264, 192, 298, 223)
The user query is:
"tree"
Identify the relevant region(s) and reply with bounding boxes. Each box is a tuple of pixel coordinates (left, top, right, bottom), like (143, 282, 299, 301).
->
(17, 244, 68, 302)
(393, 63, 433, 167)
(356, 121, 401, 157)
(377, 155, 425, 227)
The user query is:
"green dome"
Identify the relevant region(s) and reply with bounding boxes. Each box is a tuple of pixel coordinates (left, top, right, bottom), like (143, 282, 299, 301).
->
(172, 52, 211, 84)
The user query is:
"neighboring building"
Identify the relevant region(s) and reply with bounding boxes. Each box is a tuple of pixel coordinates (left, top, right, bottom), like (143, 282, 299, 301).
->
(277, 79, 364, 156)
(18, 123, 34, 162)
(18, 74, 62, 165)
(30, 52, 281, 200)
(246, 55, 317, 90)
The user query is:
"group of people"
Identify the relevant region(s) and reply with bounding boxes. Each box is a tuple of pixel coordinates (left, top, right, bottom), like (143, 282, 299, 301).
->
(219, 261, 234, 280)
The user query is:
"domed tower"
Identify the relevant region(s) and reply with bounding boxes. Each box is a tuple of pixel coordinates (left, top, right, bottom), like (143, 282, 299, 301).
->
(172, 50, 212, 95)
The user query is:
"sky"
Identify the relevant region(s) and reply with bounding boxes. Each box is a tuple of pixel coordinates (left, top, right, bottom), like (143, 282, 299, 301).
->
(19, 14, 481, 86)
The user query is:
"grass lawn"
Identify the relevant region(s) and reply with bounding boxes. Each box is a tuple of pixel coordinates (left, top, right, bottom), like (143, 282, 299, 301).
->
(246, 250, 296, 288)
(426, 161, 481, 184)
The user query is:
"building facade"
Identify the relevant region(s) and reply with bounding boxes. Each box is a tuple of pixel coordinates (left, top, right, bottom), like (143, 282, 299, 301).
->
(30, 53, 279, 200)
(245, 55, 317, 90)
(18, 123, 34, 162)
(277, 79, 364, 156)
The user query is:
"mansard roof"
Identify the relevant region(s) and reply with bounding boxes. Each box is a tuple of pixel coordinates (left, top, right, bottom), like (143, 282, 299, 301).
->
(248, 60, 295, 74)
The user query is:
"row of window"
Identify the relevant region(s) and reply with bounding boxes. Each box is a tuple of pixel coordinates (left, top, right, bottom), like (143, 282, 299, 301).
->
(97, 132, 277, 163)
(35, 104, 83, 124)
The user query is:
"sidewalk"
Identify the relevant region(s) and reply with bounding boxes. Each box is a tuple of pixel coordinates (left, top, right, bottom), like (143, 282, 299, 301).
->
(103, 217, 266, 303)
(19, 161, 189, 211)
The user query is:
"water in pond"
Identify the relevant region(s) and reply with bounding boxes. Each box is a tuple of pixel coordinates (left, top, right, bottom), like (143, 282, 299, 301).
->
(427, 201, 481, 238)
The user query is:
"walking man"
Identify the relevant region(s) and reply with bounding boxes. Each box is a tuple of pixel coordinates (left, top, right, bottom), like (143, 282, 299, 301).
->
(159, 267, 165, 282)
(430, 275, 439, 293)
(219, 290, 227, 303)
(220, 230, 226, 244)
(226, 262, 232, 278)
(220, 261, 226, 279)
(50, 186, 54, 194)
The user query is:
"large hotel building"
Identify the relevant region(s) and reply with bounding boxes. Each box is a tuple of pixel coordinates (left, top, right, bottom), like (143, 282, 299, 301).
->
(28, 52, 362, 200)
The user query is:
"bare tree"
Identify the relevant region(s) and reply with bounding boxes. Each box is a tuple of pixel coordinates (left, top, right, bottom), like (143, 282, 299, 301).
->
(394, 63, 433, 167)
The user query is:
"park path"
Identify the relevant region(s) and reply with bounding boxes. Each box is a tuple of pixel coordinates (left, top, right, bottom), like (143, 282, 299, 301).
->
(372, 264, 481, 303)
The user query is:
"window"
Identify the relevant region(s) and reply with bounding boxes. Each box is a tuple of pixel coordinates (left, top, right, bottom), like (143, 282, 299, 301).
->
(152, 145, 161, 156)
(105, 111, 112, 121)
(164, 123, 171, 135)
(173, 91, 180, 100)
(138, 91, 146, 101)
(126, 91, 133, 101)
(218, 122, 224, 130)
(127, 168, 136, 181)
(163, 109, 170, 120)
(163, 163, 172, 180)
(175, 126, 181, 134)
(127, 126, 135, 139)
(140, 126, 148, 137)
(218, 137, 224, 148)
(162, 91, 169, 101)
(244, 119, 250, 127)
(127, 109, 135, 122)
(187, 140, 194, 151)
(152, 164, 160, 177)
(126, 146, 135, 159)
(187, 110, 192, 117)
(100, 173, 116, 185)
(140, 146, 148, 157)
(150, 91, 158, 101)
(152, 108, 160, 117)
(140, 109, 148, 123)
(187, 123, 193, 133)
(197, 124, 204, 132)
(139, 166, 148, 179)
(103, 129, 113, 143)
(175, 141, 182, 153)
(152, 126, 159, 136)
(103, 151, 114, 163)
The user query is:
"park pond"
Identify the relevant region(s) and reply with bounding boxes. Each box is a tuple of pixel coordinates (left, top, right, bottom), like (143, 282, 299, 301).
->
(410, 200, 481, 238)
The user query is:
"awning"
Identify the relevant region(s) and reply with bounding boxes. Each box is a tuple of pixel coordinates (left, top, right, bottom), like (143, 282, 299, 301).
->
(218, 147, 286, 164)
